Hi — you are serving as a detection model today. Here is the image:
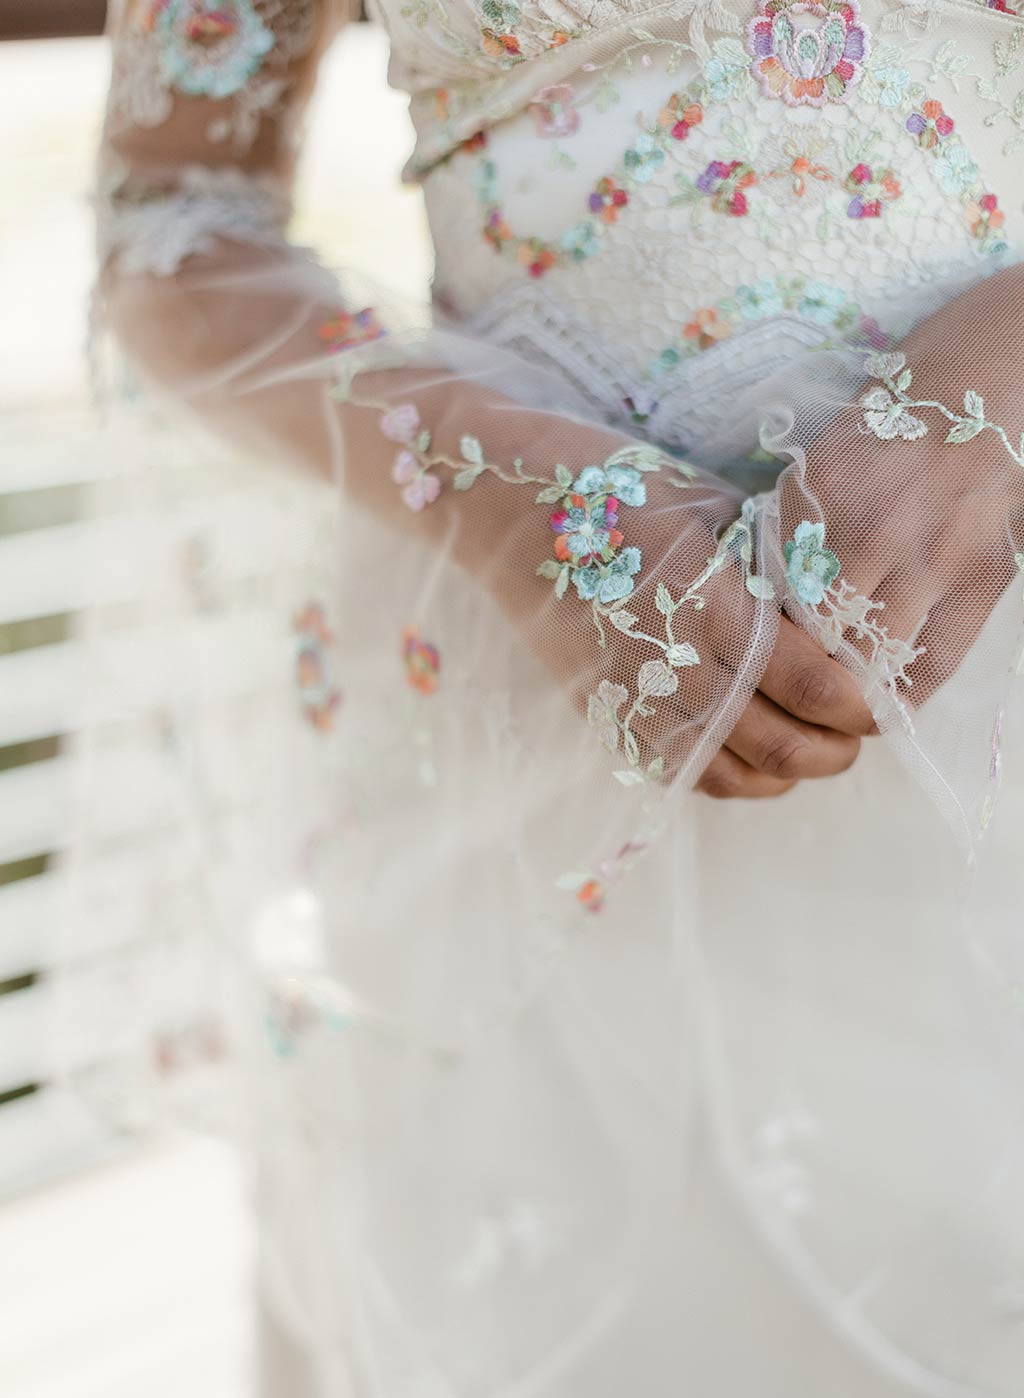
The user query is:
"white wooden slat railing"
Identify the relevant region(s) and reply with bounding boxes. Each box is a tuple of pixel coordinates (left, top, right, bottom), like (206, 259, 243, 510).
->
(0, 409, 303, 1198)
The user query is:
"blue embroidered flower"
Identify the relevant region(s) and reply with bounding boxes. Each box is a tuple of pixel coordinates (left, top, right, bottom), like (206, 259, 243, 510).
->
(560, 221, 600, 261)
(572, 463, 647, 507)
(574, 547, 642, 602)
(703, 40, 750, 101)
(873, 65, 911, 108)
(153, 0, 275, 101)
(736, 279, 785, 320)
(783, 521, 841, 605)
(934, 144, 979, 196)
(798, 281, 847, 324)
(623, 133, 666, 184)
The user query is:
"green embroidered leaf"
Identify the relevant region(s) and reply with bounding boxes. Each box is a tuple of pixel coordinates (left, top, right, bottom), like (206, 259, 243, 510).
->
(613, 769, 646, 787)
(746, 574, 776, 600)
(415, 428, 432, 452)
(895, 369, 913, 393)
(610, 610, 639, 634)
(535, 484, 564, 504)
(655, 581, 674, 616)
(459, 435, 484, 465)
(946, 419, 984, 445)
(554, 564, 570, 599)
(647, 756, 665, 780)
(555, 462, 574, 489)
(536, 559, 562, 580)
(665, 642, 700, 667)
(453, 467, 482, 490)
(964, 390, 984, 419)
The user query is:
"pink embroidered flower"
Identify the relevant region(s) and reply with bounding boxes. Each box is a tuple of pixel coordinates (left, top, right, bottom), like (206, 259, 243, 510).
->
(400, 471, 441, 512)
(966, 192, 1006, 242)
(588, 176, 629, 223)
(529, 84, 580, 138)
(380, 403, 420, 444)
(746, 0, 869, 108)
(905, 99, 954, 149)
(402, 627, 441, 695)
(317, 307, 384, 353)
(844, 162, 901, 218)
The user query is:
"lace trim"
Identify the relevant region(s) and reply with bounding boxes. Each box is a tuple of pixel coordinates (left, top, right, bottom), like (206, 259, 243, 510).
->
(97, 166, 292, 276)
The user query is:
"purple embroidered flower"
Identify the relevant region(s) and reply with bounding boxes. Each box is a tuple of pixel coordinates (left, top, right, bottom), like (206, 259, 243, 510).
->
(746, 0, 869, 108)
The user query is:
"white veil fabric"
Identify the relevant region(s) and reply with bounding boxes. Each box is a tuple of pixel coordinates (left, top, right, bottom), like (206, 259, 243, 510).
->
(60, 1, 1024, 1393)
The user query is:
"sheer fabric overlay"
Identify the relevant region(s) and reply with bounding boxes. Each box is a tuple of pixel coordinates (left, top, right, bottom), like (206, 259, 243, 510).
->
(67, 0, 1024, 1394)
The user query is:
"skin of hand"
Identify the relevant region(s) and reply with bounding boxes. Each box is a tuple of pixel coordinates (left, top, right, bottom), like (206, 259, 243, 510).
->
(778, 263, 1024, 711)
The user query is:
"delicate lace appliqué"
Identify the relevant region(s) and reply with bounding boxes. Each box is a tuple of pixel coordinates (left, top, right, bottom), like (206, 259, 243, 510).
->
(745, 0, 871, 108)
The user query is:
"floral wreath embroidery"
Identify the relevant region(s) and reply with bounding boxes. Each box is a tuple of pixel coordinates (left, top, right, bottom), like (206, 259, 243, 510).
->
(293, 602, 343, 732)
(647, 275, 891, 378)
(746, 0, 871, 108)
(148, 0, 275, 101)
(467, 42, 1006, 281)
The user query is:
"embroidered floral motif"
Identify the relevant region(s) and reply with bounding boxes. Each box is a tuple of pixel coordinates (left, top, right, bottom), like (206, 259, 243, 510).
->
(693, 159, 757, 215)
(783, 521, 841, 604)
(556, 841, 649, 913)
(746, 0, 870, 108)
(588, 176, 629, 223)
(293, 602, 342, 732)
(149, 0, 275, 100)
(649, 276, 889, 377)
(967, 192, 1006, 244)
(623, 133, 666, 183)
(317, 308, 385, 353)
(548, 466, 645, 603)
(656, 95, 704, 141)
(844, 162, 902, 217)
(380, 403, 442, 510)
(906, 99, 954, 148)
(529, 84, 579, 137)
(402, 627, 441, 695)
(479, 0, 523, 58)
(860, 352, 1024, 465)
(762, 130, 837, 202)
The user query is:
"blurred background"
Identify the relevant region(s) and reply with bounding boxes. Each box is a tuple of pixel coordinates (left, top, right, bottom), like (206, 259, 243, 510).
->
(0, 7, 428, 1393)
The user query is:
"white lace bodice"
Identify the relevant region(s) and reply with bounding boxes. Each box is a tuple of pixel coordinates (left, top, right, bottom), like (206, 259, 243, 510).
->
(390, 0, 1024, 447)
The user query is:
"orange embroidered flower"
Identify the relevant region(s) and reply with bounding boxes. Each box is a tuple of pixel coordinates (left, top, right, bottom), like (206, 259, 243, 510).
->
(682, 307, 733, 350)
(402, 627, 441, 695)
(317, 307, 384, 353)
(658, 95, 703, 141)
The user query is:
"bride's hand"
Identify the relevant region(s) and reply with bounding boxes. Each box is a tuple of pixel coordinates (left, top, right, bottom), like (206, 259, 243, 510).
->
(780, 262, 1024, 711)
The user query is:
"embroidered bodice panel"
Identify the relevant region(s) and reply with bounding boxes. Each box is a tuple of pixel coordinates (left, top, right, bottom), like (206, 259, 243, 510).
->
(100, 1, 1024, 448)
(375, 0, 1024, 446)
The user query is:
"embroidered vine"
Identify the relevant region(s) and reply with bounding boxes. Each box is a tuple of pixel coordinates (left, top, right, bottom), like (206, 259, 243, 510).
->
(860, 351, 1024, 464)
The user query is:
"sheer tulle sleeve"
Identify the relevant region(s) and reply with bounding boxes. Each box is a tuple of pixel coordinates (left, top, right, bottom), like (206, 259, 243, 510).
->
(96, 0, 785, 804)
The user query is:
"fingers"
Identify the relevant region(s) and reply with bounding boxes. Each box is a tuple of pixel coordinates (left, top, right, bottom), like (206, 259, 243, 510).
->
(725, 692, 861, 782)
(696, 748, 797, 801)
(759, 618, 876, 736)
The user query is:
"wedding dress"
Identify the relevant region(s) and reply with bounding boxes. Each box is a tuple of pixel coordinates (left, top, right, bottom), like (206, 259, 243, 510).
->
(68, 0, 1024, 1393)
